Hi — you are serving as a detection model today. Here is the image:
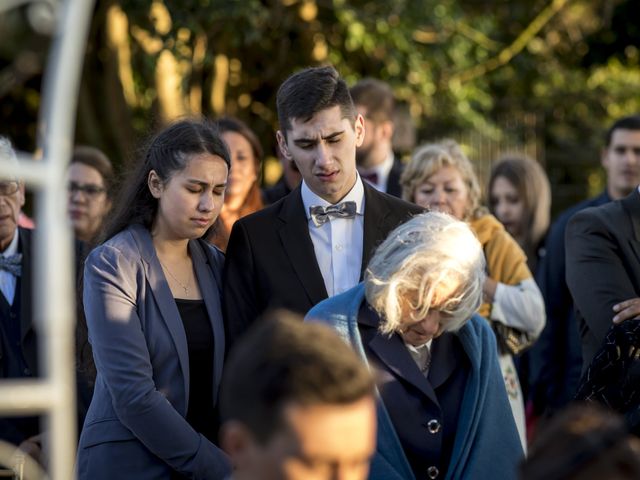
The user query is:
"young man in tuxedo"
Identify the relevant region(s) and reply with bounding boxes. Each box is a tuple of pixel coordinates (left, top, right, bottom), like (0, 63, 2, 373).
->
(222, 66, 422, 348)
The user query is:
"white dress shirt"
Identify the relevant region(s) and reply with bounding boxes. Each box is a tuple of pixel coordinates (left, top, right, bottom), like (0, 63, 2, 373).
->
(405, 339, 433, 376)
(0, 229, 20, 306)
(358, 152, 395, 193)
(301, 176, 365, 297)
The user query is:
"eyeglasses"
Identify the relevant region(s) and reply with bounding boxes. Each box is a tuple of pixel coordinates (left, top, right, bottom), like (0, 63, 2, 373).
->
(67, 182, 106, 197)
(0, 181, 19, 196)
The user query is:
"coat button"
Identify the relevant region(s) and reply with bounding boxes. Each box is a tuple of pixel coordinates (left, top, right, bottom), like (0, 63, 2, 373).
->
(427, 419, 441, 434)
(23, 368, 31, 376)
(427, 466, 439, 478)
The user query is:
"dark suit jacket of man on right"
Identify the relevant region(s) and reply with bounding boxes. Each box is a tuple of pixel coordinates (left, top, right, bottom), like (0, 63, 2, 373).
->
(222, 181, 423, 349)
(566, 188, 640, 371)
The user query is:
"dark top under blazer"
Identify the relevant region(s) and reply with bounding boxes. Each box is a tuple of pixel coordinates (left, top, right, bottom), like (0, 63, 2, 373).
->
(566, 188, 640, 371)
(222, 181, 423, 349)
(77, 225, 230, 480)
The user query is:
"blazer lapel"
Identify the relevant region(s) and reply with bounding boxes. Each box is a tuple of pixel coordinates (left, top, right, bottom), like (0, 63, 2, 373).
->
(131, 225, 190, 400)
(360, 307, 439, 405)
(361, 183, 392, 279)
(277, 186, 328, 305)
(190, 239, 225, 403)
(428, 333, 458, 389)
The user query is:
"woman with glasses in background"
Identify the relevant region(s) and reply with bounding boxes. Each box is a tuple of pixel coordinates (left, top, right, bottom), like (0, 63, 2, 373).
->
(67, 146, 114, 244)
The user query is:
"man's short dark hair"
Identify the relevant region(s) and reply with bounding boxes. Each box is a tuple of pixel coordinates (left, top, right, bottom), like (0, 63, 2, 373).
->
(276, 66, 357, 137)
(350, 78, 395, 124)
(220, 310, 374, 444)
(605, 114, 640, 146)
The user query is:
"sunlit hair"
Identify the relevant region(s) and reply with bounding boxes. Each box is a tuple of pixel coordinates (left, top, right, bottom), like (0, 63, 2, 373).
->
(401, 139, 485, 221)
(488, 154, 550, 258)
(365, 212, 485, 336)
(0, 136, 20, 180)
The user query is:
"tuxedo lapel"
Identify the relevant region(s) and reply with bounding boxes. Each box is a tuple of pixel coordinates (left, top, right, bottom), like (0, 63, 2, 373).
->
(131, 226, 190, 399)
(361, 183, 393, 278)
(277, 187, 328, 305)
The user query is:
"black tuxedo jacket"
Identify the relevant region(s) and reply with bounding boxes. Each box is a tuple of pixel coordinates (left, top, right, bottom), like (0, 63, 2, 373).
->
(222, 181, 423, 348)
(566, 188, 640, 370)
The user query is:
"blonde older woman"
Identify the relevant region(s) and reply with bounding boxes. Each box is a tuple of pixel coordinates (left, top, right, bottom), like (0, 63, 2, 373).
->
(400, 140, 545, 451)
(307, 212, 523, 480)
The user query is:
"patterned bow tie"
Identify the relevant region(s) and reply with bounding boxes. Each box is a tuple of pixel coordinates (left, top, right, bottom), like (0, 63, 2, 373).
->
(0, 253, 22, 277)
(309, 201, 357, 227)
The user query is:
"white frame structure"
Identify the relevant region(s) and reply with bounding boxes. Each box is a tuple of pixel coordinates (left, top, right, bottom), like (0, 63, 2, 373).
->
(0, 0, 96, 478)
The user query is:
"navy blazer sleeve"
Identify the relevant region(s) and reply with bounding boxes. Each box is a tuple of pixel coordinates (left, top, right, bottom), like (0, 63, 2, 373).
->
(84, 244, 230, 478)
(566, 208, 638, 345)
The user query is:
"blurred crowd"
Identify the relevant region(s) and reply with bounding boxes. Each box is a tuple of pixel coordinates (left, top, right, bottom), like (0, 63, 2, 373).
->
(1, 65, 640, 479)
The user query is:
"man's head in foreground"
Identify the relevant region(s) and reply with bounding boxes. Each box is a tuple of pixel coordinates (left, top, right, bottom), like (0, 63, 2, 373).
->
(220, 311, 376, 480)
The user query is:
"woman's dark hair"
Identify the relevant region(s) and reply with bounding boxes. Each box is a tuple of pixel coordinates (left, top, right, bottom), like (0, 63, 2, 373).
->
(71, 146, 115, 197)
(214, 116, 264, 168)
(102, 119, 230, 242)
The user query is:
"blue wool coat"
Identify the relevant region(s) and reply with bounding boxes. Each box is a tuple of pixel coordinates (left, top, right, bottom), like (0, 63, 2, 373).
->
(306, 283, 523, 480)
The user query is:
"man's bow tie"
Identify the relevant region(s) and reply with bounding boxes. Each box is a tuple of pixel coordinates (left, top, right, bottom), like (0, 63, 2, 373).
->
(309, 201, 357, 227)
(0, 253, 22, 277)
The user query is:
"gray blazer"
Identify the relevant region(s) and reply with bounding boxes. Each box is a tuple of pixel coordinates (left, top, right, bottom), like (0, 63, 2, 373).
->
(77, 224, 230, 479)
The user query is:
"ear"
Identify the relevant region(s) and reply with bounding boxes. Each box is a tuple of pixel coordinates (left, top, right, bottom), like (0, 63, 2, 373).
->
(601, 146, 609, 169)
(147, 170, 163, 199)
(17, 182, 25, 208)
(354, 114, 365, 148)
(220, 421, 255, 467)
(380, 120, 394, 142)
(276, 131, 292, 161)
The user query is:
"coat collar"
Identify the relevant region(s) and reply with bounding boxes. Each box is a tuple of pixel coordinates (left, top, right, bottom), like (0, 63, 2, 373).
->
(357, 302, 458, 404)
(361, 182, 394, 278)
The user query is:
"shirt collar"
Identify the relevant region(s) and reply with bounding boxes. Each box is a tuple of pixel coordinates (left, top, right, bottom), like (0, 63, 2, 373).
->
(301, 173, 365, 220)
(0, 228, 19, 257)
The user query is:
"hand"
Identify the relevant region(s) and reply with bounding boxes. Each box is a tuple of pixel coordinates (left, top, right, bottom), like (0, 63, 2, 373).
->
(612, 297, 640, 324)
(483, 277, 498, 304)
(18, 433, 45, 467)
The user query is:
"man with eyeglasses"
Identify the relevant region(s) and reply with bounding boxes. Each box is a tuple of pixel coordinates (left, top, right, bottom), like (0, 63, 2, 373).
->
(0, 136, 40, 446)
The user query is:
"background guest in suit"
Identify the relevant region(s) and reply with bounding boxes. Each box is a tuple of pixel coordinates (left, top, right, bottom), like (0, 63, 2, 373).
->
(207, 116, 264, 251)
(0, 136, 39, 447)
(77, 119, 231, 479)
(220, 311, 376, 480)
(566, 185, 640, 373)
(307, 212, 523, 480)
(350, 78, 404, 197)
(530, 115, 640, 419)
(401, 141, 546, 450)
(66, 146, 114, 245)
(223, 66, 422, 349)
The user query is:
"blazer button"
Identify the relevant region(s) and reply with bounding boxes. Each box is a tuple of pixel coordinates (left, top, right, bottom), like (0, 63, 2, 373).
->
(427, 466, 439, 479)
(427, 419, 441, 434)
